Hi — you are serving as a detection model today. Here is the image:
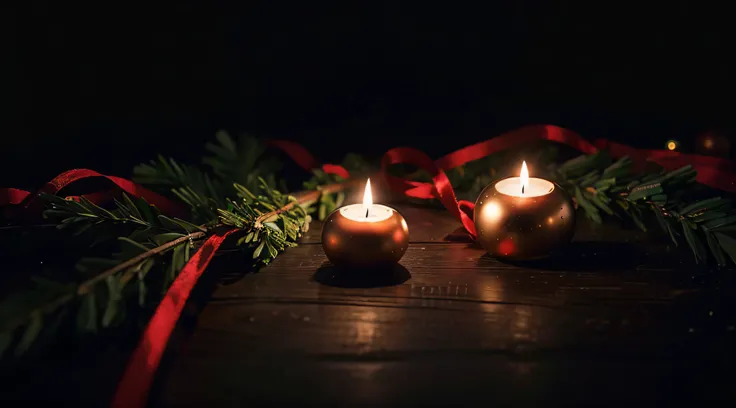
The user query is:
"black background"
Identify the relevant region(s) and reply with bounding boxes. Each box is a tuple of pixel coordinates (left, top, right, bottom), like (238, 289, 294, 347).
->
(2, 2, 734, 188)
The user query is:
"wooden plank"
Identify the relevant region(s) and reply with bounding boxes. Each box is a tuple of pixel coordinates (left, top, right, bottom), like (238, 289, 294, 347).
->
(153, 208, 736, 406)
(154, 355, 736, 406)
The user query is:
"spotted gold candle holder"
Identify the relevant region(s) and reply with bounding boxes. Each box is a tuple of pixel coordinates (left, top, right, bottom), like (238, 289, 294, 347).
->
(474, 162, 575, 260)
(321, 179, 410, 268)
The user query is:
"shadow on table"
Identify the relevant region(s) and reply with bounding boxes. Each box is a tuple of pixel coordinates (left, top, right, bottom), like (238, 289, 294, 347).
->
(313, 263, 411, 288)
(490, 241, 646, 272)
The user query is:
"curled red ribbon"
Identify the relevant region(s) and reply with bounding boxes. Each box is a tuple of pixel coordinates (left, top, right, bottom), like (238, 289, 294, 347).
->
(381, 146, 478, 236)
(2, 126, 734, 408)
(379, 125, 736, 238)
(0, 169, 186, 219)
(266, 140, 351, 179)
(266, 125, 736, 239)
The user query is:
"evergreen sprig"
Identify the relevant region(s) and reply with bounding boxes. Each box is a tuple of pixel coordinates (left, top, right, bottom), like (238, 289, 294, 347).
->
(386, 143, 736, 266)
(427, 146, 736, 267)
(132, 131, 283, 224)
(132, 155, 226, 224)
(218, 179, 311, 267)
(549, 151, 736, 266)
(5, 134, 732, 365)
(203, 131, 282, 191)
(0, 132, 348, 363)
(0, 193, 205, 360)
(302, 152, 370, 220)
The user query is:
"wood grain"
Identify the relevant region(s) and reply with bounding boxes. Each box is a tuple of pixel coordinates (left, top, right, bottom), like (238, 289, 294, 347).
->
(152, 206, 736, 407)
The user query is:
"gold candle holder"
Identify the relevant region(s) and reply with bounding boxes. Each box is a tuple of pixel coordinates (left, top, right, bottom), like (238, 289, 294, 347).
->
(474, 162, 575, 260)
(322, 179, 410, 268)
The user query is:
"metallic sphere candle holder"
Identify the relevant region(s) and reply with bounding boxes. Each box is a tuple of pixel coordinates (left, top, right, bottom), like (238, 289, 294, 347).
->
(321, 179, 410, 268)
(473, 162, 576, 260)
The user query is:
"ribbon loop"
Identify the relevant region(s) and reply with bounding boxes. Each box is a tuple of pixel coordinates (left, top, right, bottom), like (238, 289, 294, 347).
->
(2, 126, 735, 408)
(381, 146, 477, 236)
(379, 125, 736, 239)
(266, 139, 351, 179)
(1, 169, 186, 219)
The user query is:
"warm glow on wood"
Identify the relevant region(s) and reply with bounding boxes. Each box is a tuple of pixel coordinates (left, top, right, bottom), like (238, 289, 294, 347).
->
(520, 161, 529, 195)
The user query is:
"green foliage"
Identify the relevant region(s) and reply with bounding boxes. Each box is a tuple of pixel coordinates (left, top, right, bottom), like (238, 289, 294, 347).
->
(218, 178, 311, 266)
(0, 193, 201, 360)
(133, 131, 282, 224)
(42, 192, 204, 240)
(387, 141, 736, 267)
(386, 142, 561, 204)
(302, 152, 370, 220)
(203, 131, 282, 192)
(0, 131, 333, 363)
(7, 131, 734, 365)
(547, 152, 736, 266)
(133, 155, 226, 224)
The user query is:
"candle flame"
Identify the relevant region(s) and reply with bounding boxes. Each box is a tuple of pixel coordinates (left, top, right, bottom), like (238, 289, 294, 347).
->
(520, 161, 529, 195)
(363, 178, 372, 214)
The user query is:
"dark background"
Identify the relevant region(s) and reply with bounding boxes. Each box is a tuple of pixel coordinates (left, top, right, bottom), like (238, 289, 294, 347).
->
(2, 2, 734, 188)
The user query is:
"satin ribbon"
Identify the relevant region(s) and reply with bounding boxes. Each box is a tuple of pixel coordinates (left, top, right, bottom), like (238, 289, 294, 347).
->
(381, 147, 478, 236)
(265, 125, 736, 239)
(266, 139, 351, 179)
(2, 127, 734, 408)
(0, 168, 204, 408)
(0, 169, 186, 219)
(0, 145, 347, 408)
(110, 229, 237, 408)
(379, 125, 736, 238)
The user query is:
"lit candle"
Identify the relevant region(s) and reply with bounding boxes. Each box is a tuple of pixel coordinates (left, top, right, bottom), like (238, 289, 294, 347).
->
(473, 161, 575, 260)
(322, 179, 410, 268)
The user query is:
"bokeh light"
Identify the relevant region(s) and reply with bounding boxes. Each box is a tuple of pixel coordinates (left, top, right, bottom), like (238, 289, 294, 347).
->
(703, 137, 714, 149)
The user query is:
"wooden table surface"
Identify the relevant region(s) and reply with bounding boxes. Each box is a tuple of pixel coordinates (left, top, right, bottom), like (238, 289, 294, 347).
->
(146, 205, 736, 407)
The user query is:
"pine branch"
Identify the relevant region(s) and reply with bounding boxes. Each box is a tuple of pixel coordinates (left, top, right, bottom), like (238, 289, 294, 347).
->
(3, 131, 366, 362)
(549, 153, 736, 267)
(390, 144, 736, 267)
(0, 176, 358, 361)
(132, 132, 282, 225)
(132, 156, 226, 224)
(202, 131, 282, 191)
(302, 152, 370, 220)
(78, 231, 207, 295)
(0, 229, 204, 339)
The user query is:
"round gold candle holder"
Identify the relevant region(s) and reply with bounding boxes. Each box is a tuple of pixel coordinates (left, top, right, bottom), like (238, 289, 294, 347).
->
(321, 204, 409, 268)
(474, 168, 575, 260)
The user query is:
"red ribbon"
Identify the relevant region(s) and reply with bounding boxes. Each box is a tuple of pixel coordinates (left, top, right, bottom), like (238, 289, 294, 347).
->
(0, 188, 31, 206)
(0, 169, 186, 219)
(381, 147, 478, 236)
(265, 125, 736, 239)
(2, 126, 734, 408)
(266, 139, 351, 179)
(110, 229, 236, 408)
(106, 142, 354, 408)
(106, 141, 353, 408)
(379, 125, 736, 238)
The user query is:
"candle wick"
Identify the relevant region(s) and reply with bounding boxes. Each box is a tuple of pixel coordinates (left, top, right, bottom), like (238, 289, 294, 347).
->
(365, 208, 369, 218)
(522, 185, 525, 195)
